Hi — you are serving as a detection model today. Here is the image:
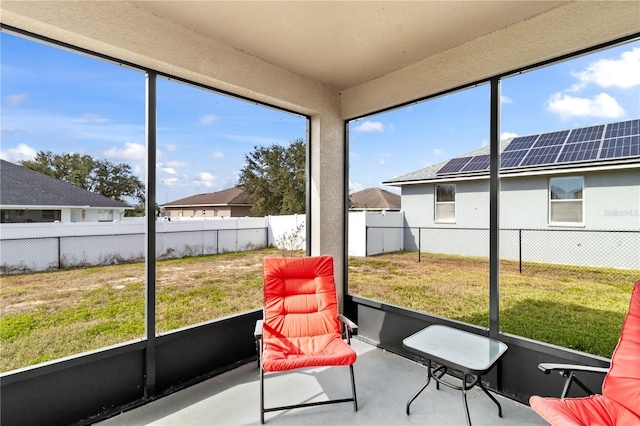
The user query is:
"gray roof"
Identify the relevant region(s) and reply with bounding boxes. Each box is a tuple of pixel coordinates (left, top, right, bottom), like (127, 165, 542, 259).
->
(350, 187, 400, 210)
(0, 160, 130, 208)
(383, 140, 511, 185)
(163, 186, 251, 207)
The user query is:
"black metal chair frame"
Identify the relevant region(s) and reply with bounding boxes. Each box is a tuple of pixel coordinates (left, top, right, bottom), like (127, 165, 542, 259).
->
(255, 314, 358, 424)
(537, 362, 609, 398)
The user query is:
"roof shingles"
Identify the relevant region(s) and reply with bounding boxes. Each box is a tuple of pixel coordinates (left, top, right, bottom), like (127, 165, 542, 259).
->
(0, 160, 130, 208)
(163, 187, 250, 207)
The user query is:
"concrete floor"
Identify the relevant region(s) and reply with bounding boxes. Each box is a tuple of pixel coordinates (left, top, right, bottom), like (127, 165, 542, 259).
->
(98, 339, 548, 425)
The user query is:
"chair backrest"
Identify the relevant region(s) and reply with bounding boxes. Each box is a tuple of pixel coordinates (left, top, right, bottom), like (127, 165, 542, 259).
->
(262, 255, 341, 340)
(602, 281, 640, 414)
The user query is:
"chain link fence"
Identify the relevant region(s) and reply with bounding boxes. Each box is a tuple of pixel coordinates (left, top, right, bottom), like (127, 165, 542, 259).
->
(366, 226, 639, 283)
(0, 227, 269, 275)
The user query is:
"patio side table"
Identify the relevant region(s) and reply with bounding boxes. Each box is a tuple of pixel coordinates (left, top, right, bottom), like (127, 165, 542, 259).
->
(403, 325, 508, 426)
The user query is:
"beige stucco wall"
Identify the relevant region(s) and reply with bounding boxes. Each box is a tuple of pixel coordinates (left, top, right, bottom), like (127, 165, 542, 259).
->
(340, 2, 640, 119)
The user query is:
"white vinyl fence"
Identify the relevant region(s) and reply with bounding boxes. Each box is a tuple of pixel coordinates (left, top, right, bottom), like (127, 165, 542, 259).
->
(0, 215, 306, 274)
(3, 210, 635, 273)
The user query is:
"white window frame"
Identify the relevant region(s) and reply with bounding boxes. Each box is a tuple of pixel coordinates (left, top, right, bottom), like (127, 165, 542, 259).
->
(98, 209, 114, 222)
(435, 184, 456, 223)
(549, 176, 584, 227)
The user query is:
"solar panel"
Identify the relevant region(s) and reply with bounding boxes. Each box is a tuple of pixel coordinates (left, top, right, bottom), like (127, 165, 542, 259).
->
(460, 154, 490, 172)
(557, 141, 601, 163)
(520, 145, 562, 167)
(436, 156, 473, 174)
(500, 150, 527, 168)
(567, 125, 604, 143)
(503, 135, 538, 152)
(533, 130, 570, 147)
(604, 119, 640, 138)
(429, 120, 638, 178)
(600, 135, 640, 159)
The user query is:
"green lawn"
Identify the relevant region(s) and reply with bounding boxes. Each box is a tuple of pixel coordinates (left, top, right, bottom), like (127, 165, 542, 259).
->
(1, 248, 636, 371)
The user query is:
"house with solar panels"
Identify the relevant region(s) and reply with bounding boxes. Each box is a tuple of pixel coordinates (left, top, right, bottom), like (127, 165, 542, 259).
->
(382, 119, 639, 269)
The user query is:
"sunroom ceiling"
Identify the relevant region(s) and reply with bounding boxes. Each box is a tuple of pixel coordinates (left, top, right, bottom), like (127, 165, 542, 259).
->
(1, 1, 638, 117)
(129, 1, 569, 91)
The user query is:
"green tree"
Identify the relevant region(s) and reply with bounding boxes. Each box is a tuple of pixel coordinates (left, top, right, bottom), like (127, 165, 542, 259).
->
(21, 151, 144, 204)
(238, 139, 306, 216)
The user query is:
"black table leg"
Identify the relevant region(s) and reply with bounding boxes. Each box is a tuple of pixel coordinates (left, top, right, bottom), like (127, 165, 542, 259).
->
(478, 378, 502, 417)
(461, 373, 471, 426)
(406, 360, 432, 415)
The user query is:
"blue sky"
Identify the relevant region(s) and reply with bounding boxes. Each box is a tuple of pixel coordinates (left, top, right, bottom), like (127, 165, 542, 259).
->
(1, 32, 639, 203)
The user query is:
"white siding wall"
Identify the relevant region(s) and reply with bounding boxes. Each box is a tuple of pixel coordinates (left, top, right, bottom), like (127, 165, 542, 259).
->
(396, 169, 639, 269)
(500, 176, 549, 229)
(402, 169, 639, 231)
(585, 170, 640, 230)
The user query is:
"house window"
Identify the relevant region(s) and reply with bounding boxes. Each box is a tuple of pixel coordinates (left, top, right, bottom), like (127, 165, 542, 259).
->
(435, 184, 456, 222)
(42, 210, 55, 220)
(549, 176, 583, 225)
(98, 210, 113, 222)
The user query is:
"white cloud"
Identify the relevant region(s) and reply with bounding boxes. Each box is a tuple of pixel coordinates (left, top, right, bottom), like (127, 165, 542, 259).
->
(81, 113, 109, 123)
(193, 172, 216, 187)
(349, 152, 359, 159)
(569, 47, 640, 91)
(0, 143, 37, 162)
(433, 148, 443, 156)
(547, 47, 638, 120)
(349, 179, 364, 193)
(354, 121, 385, 132)
(104, 142, 146, 161)
(378, 152, 391, 165)
(1, 128, 30, 138)
(165, 160, 188, 168)
(501, 95, 513, 105)
(159, 166, 178, 175)
(200, 114, 219, 126)
(2, 108, 145, 146)
(501, 132, 518, 141)
(165, 144, 177, 152)
(547, 93, 625, 120)
(161, 177, 181, 187)
(210, 151, 225, 159)
(3, 93, 29, 107)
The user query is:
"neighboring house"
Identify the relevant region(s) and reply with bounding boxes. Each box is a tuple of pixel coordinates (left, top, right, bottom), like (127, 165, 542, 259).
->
(0, 160, 131, 223)
(383, 119, 640, 231)
(350, 187, 401, 211)
(161, 186, 253, 218)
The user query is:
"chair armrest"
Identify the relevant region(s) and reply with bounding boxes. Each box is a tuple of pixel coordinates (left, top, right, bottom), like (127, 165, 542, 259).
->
(538, 363, 609, 375)
(338, 314, 358, 333)
(254, 319, 263, 340)
(538, 362, 609, 398)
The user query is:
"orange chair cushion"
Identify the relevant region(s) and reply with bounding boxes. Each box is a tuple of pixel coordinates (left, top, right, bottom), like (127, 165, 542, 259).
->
(262, 333, 357, 372)
(602, 281, 640, 414)
(261, 256, 357, 373)
(529, 394, 640, 426)
(529, 281, 640, 425)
